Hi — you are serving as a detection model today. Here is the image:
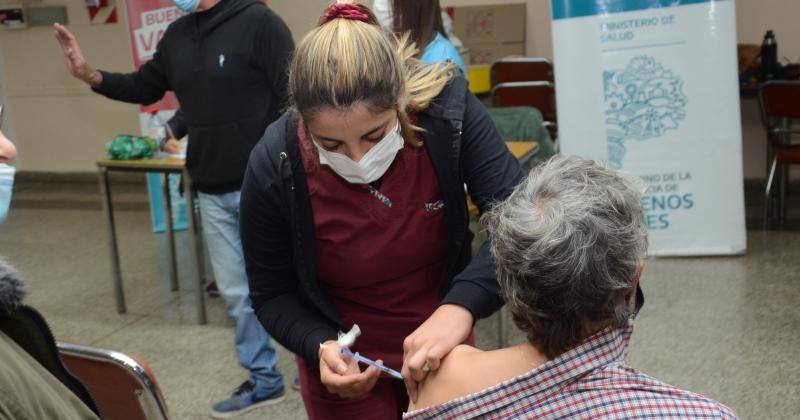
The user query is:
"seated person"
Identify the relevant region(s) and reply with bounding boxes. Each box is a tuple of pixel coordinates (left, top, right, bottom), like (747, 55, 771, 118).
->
(405, 155, 737, 419)
(0, 127, 99, 419)
(0, 261, 99, 420)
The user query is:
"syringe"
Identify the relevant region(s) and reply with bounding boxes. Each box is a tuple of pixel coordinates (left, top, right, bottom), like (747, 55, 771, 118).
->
(340, 348, 404, 380)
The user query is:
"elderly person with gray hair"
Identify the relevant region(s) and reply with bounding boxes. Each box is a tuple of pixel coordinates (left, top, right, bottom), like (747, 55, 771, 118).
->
(405, 155, 737, 419)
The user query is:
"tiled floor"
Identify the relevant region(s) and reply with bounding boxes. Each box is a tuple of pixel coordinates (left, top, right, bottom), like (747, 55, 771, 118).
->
(0, 178, 798, 419)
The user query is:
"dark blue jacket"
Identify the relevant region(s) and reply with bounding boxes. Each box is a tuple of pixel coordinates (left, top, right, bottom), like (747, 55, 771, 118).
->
(93, 0, 293, 194)
(239, 77, 522, 364)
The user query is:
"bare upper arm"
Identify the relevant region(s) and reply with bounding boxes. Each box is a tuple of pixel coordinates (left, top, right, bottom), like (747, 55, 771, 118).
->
(409, 344, 481, 412)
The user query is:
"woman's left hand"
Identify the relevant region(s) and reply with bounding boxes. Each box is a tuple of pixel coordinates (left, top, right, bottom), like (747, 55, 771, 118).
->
(402, 304, 473, 402)
(319, 340, 382, 399)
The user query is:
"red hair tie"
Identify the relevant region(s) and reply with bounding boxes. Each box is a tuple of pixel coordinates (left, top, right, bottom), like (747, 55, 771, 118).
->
(323, 3, 369, 24)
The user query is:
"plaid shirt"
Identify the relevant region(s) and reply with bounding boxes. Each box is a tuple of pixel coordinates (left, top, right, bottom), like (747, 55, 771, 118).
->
(404, 322, 737, 419)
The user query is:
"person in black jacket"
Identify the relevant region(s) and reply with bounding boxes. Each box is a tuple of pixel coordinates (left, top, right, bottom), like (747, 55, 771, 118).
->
(0, 258, 101, 420)
(53, 0, 294, 417)
(239, 1, 521, 418)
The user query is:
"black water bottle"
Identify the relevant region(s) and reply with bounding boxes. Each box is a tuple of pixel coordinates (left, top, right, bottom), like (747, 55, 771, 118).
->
(761, 30, 778, 81)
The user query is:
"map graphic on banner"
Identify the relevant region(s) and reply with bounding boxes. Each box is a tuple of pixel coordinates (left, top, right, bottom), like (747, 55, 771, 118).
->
(604, 56, 687, 168)
(122, 0, 187, 232)
(551, 0, 746, 255)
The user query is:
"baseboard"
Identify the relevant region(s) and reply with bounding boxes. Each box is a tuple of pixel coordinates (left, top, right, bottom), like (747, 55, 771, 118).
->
(12, 173, 796, 189)
(744, 178, 800, 192)
(15, 171, 147, 185)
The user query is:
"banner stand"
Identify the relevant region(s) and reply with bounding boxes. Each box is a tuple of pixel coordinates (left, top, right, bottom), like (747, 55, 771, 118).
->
(121, 2, 188, 233)
(551, 0, 746, 256)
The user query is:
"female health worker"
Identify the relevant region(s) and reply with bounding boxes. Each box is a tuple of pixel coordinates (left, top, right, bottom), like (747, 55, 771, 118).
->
(239, 1, 521, 417)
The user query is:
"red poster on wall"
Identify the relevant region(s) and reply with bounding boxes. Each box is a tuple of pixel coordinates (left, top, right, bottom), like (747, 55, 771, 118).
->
(122, 0, 182, 111)
(87, 0, 118, 25)
(122, 0, 187, 233)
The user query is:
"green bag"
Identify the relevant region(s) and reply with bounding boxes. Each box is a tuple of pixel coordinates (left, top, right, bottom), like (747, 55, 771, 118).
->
(106, 135, 157, 160)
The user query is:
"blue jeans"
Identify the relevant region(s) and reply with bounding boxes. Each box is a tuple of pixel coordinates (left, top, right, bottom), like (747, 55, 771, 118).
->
(198, 191, 283, 392)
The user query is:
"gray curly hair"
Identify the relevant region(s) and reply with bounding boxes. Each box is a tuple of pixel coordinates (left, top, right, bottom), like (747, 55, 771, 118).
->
(482, 155, 648, 358)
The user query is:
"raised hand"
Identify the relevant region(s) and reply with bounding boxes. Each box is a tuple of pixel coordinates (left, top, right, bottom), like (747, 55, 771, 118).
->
(53, 23, 102, 86)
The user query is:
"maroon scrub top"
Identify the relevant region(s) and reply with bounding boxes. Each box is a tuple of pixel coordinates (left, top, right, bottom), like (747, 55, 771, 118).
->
(298, 122, 448, 369)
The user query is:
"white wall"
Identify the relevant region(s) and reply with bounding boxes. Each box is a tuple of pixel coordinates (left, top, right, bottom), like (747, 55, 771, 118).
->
(735, 0, 800, 180)
(736, 0, 800, 62)
(270, 0, 554, 58)
(269, 0, 330, 43)
(0, 0, 139, 172)
(443, 0, 553, 59)
(0, 0, 797, 179)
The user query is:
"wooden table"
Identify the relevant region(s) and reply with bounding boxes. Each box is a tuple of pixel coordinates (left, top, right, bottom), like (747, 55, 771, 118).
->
(505, 141, 539, 162)
(96, 157, 208, 324)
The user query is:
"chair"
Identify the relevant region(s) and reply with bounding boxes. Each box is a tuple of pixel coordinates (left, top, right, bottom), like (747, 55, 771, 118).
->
(490, 57, 554, 85)
(491, 81, 557, 139)
(488, 107, 554, 160)
(58, 342, 169, 420)
(758, 81, 800, 226)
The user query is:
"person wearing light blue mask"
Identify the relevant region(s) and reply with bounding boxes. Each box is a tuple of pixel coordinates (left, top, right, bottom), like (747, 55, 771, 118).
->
(52, 0, 295, 418)
(173, 0, 201, 14)
(0, 105, 17, 224)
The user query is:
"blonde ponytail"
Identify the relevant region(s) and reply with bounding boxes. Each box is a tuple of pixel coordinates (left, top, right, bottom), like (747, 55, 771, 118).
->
(395, 32, 457, 112)
(288, 0, 455, 144)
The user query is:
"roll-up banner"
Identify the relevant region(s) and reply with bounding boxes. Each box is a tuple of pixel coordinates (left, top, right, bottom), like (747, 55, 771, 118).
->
(122, 1, 187, 232)
(551, 0, 746, 255)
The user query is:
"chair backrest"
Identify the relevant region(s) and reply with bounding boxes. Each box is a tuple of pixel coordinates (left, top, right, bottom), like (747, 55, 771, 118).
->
(758, 81, 800, 147)
(57, 342, 169, 420)
(491, 82, 558, 139)
(491, 58, 553, 85)
(491, 81, 557, 117)
(760, 81, 800, 120)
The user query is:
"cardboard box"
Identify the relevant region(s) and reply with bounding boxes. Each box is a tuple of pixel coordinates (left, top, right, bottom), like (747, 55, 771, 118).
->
(452, 3, 526, 45)
(467, 42, 525, 65)
(450, 3, 526, 64)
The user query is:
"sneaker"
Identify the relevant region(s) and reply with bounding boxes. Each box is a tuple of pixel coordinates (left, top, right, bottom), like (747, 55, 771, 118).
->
(211, 381, 285, 419)
(205, 281, 220, 297)
(291, 375, 300, 391)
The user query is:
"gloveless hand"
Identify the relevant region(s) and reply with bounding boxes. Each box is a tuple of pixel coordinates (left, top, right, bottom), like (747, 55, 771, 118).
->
(402, 304, 473, 402)
(163, 139, 182, 154)
(53, 23, 102, 86)
(319, 340, 381, 398)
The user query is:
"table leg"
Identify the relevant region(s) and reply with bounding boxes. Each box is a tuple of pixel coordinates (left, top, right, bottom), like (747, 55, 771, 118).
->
(98, 167, 126, 314)
(162, 173, 179, 291)
(183, 172, 207, 325)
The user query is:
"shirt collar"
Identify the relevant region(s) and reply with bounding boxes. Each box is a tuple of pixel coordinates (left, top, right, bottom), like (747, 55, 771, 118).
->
(521, 321, 635, 398)
(418, 321, 635, 419)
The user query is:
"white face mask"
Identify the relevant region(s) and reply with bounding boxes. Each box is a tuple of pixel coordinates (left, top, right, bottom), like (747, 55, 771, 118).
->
(313, 119, 404, 184)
